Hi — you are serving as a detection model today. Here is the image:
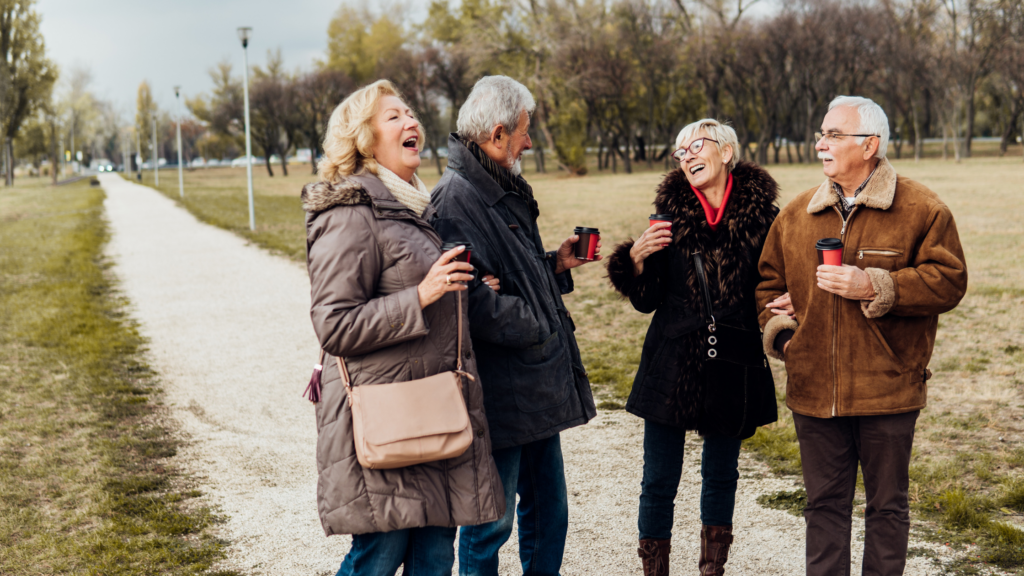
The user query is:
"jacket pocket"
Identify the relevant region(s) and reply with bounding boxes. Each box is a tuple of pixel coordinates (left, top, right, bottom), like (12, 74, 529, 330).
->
(509, 332, 573, 413)
(865, 317, 907, 372)
(855, 247, 904, 272)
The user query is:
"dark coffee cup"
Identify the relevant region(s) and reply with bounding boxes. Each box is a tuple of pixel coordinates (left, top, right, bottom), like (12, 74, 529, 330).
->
(573, 227, 600, 261)
(441, 241, 473, 264)
(815, 238, 844, 266)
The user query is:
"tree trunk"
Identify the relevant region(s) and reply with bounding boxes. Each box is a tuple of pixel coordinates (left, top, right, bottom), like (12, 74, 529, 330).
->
(942, 120, 948, 161)
(999, 98, 1022, 156)
(8, 140, 14, 185)
(964, 88, 975, 158)
(912, 100, 922, 162)
(952, 104, 961, 163)
(280, 145, 289, 177)
(786, 139, 794, 164)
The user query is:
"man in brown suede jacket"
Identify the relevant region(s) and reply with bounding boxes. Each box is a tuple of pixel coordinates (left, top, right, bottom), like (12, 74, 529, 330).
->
(756, 96, 967, 576)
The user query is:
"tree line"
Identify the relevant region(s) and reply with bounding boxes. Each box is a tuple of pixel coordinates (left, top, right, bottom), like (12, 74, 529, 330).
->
(181, 0, 1024, 177)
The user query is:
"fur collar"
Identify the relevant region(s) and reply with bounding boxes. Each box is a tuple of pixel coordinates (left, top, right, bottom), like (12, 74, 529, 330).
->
(301, 178, 372, 213)
(806, 158, 897, 214)
(653, 160, 780, 311)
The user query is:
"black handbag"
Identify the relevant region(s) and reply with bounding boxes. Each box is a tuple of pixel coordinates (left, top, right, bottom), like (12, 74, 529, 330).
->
(693, 252, 778, 439)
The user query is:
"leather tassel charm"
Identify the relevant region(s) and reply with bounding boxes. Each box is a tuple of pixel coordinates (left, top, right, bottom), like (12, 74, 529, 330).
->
(304, 363, 323, 403)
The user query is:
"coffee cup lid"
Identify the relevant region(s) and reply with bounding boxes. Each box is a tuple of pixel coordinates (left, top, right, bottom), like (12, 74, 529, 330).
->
(649, 214, 673, 220)
(441, 241, 474, 251)
(574, 226, 600, 234)
(815, 238, 844, 250)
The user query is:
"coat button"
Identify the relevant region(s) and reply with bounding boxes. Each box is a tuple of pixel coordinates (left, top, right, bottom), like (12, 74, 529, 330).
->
(476, 428, 485, 438)
(509, 224, 520, 230)
(464, 350, 472, 359)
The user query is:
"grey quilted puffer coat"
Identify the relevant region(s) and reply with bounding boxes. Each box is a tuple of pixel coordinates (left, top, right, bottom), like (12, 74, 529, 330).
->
(302, 171, 504, 536)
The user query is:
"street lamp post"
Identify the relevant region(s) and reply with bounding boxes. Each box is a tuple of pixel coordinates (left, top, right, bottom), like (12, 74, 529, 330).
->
(175, 86, 184, 198)
(238, 26, 255, 231)
(152, 114, 159, 186)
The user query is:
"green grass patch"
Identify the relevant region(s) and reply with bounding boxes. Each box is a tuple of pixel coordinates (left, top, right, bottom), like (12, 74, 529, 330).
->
(0, 178, 235, 574)
(756, 488, 807, 516)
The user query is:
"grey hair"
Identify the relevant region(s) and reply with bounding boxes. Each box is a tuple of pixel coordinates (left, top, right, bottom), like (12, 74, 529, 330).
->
(457, 76, 536, 144)
(674, 118, 740, 172)
(828, 95, 890, 159)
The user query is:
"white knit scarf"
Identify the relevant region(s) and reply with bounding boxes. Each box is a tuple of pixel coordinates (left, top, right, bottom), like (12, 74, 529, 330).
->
(375, 165, 431, 217)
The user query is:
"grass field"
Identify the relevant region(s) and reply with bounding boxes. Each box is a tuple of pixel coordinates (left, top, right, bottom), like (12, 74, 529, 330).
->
(0, 178, 236, 575)
(139, 154, 1024, 572)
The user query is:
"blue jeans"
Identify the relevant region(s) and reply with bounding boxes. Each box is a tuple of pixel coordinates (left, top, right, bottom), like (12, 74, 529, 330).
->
(638, 419, 742, 540)
(458, 433, 568, 576)
(336, 526, 457, 576)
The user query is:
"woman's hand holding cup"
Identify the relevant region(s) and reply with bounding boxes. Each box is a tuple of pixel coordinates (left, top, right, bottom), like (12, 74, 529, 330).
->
(417, 246, 475, 309)
(629, 222, 672, 276)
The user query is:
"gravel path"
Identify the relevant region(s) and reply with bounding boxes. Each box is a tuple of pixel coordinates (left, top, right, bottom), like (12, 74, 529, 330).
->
(101, 174, 952, 575)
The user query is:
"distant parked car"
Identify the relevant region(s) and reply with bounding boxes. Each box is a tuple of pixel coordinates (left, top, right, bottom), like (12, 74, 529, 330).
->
(230, 156, 260, 168)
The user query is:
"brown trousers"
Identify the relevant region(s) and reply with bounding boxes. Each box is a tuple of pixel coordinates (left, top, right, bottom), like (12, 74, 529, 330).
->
(793, 410, 919, 576)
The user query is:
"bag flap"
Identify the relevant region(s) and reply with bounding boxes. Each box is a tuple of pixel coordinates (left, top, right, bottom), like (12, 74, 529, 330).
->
(356, 372, 470, 445)
(707, 323, 767, 367)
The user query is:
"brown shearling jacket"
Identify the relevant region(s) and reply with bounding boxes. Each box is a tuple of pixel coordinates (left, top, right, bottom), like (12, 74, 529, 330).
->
(756, 159, 967, 418)
(302, 172, 504, 536)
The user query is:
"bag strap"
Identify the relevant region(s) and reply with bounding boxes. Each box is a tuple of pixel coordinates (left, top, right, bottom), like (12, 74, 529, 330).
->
(692, 252, 716, 331)
(332, 290, 468, 394)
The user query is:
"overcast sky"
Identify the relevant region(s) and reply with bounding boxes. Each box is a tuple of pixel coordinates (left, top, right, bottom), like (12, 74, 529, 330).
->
(37, 0, 429, 118)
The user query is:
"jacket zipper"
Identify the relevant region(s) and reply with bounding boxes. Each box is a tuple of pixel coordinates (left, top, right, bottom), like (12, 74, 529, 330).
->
(858, 249, 900, 258)
(831, 205, 858, 417)
(443, 458, 454, 525)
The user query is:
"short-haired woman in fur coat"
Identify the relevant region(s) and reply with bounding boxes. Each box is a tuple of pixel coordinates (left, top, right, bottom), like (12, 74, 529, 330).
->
(606, 119, 780, 576)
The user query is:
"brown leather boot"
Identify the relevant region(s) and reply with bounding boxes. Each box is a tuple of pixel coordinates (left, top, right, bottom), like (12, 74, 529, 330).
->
(698, 525, 733, 576)
(638, 538, 671, 576)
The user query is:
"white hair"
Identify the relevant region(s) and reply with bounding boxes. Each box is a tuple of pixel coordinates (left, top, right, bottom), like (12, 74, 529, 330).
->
(457, 76, 536, 144)
(828, 95, 890, 159)
(674, 118, 740, 172)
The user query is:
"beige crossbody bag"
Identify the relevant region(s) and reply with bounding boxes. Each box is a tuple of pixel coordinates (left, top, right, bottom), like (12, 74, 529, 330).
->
(305, 291, 474, 470)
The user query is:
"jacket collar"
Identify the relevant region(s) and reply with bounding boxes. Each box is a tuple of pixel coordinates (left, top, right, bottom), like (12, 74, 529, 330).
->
(301, 171, 437, 221)
(806, 158, 897, 214)
(445, 134, 511, 208)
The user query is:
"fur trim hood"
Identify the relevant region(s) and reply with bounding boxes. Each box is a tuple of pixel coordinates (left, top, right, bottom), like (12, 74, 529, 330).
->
(301, 178, 372, 213)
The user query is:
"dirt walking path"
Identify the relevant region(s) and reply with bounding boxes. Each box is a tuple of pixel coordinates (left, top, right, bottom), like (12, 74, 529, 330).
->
(100, 174, 952, 575)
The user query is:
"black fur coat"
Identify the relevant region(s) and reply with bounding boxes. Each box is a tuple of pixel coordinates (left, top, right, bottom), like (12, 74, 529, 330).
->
(606, 161, 779, 430)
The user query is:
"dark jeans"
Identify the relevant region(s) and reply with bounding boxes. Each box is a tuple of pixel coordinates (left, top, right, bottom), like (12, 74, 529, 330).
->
(336, 526, 457, 576)
(793, 410, 919, 576)
(458, 433, 568, 576)
(638, 419, 742, 540)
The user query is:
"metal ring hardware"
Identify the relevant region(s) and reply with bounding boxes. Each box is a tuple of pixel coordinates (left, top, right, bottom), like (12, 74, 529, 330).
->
(708, 336, 717, 345)
(708, 349, 717, 358)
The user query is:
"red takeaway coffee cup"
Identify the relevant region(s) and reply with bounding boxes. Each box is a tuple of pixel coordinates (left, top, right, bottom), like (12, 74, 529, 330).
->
(649, 214, 673, 230)
(816, 238, 844, 266)
(649, 214, 673, 246)
(573, 227, 600, 261)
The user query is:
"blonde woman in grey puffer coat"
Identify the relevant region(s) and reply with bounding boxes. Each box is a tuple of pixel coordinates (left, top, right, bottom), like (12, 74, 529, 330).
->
(301, 79, 504, 576)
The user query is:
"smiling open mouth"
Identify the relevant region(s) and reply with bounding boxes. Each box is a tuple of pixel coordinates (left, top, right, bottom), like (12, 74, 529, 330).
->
(689, 163, 705, 175)
(403, 136, 418, 149)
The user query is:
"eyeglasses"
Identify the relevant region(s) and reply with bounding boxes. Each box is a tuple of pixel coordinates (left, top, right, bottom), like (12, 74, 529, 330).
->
(671, 138, 718, 162)
(814, 132, 879, 144)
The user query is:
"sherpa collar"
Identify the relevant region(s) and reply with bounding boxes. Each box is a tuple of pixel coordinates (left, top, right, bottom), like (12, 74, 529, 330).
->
(806, 158, 897, 214)
(301, 172, 437, 221)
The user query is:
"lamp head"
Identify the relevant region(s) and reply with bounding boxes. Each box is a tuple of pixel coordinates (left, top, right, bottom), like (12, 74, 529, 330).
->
(174, 85, 181, 98)
(237, 27, 252, 48)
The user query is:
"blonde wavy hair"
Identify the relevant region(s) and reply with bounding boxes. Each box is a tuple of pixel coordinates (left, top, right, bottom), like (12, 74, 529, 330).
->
(317, 79, 424, 182)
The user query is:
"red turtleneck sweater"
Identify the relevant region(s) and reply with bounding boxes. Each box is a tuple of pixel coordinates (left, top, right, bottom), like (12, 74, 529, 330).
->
(691, 173, 734, 231)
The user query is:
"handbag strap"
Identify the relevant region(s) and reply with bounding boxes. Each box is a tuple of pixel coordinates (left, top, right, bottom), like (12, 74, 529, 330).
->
(333, 290, 466, 394)
(692, 252, 716, 331)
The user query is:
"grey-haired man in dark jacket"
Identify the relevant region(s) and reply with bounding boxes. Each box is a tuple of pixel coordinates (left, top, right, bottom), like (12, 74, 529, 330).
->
(430, 75, 598, 576)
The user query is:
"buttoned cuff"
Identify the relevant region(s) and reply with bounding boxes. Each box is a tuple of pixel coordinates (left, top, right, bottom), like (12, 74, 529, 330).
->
(860, 268, 896, 319)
